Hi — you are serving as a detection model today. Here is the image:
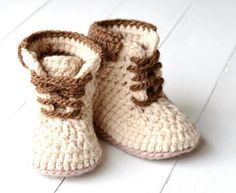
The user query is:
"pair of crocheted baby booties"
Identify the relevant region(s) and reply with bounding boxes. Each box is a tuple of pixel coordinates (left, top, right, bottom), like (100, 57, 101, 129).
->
(18, 19, 200, 177)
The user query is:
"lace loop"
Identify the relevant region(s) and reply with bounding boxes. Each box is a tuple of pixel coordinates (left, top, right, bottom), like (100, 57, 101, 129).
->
(128, 50, 164, 107)
(31, 71, 92, 118)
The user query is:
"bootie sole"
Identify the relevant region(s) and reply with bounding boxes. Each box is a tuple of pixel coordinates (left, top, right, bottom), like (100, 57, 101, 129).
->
(34, 157, 101, 177)
(96, 127, 199, 160)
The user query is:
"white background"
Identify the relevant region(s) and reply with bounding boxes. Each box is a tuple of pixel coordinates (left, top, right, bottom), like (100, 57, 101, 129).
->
(0, 0, 235, 192)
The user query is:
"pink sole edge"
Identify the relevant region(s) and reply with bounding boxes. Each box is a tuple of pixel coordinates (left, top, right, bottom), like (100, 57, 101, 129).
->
(96, 128, 200, 160)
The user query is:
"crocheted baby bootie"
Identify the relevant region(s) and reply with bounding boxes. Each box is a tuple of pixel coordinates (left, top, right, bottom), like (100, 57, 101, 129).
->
(18, 30, 102, 176)
(88, 19, 200, 159)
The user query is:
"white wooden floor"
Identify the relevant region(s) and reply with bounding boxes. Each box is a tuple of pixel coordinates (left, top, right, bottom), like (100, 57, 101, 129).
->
(0, 0, 235, 192)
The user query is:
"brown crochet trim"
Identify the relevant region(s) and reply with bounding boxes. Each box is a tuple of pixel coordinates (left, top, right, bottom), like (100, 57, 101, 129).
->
(18, 30, 102, 69)
(128, 50, 164, 107)
(88, 24, 123, 61)
(94, 19, 157, 31)
(31, 71, 92, 119)
(88, 19, 157, 62)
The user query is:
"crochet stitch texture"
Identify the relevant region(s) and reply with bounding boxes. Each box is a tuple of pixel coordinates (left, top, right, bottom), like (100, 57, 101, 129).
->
(18, 30, 102, 176)
(89, 19, 200, 159)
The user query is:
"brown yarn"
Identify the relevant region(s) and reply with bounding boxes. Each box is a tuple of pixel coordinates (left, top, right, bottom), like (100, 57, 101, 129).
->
(92, 19, 157, 32)
(31, 71, 92, 119)
(17, 30, 102, 119)
(88, 19, 157, 62)
(18, 30, 102, 69)
(88, 24, 123, 62)
(88, 19, 161, 106)
(128, 50, 164, 107)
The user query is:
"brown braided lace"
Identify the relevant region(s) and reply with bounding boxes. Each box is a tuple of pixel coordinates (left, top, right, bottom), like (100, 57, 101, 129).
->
(31, 71, 92, 119)
(127, 50, 164, 107)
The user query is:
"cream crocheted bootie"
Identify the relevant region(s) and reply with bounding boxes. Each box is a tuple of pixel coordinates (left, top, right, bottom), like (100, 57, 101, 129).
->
(88, 19, 200, 159)
(18, 31, 102, 176)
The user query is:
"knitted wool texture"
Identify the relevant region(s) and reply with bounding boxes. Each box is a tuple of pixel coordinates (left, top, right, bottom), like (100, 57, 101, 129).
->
(18, 31, 102, 176)
(89, 19, 200, 159)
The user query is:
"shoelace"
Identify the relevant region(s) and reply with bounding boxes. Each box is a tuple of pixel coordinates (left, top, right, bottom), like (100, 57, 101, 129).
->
(127, 50, 164, 107)
(31, 71, 92, 119)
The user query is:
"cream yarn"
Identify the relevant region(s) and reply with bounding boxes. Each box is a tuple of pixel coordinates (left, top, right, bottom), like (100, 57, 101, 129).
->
(18, 31, 102, 176)
(89, 19, 200, 159)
